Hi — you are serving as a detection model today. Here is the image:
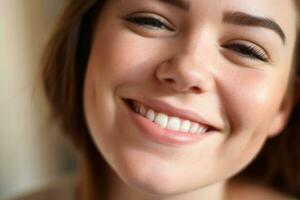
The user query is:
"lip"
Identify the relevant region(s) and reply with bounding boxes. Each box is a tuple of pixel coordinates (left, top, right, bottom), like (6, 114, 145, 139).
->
(122, 98, 218, 147)
(125, 98, 221, 131)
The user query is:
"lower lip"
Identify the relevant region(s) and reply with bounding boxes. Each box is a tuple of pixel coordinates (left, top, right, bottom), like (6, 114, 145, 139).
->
(123, 100, 212, 147)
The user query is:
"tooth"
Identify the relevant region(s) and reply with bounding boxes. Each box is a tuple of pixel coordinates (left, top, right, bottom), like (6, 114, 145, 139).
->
(180, 120, 191, 132)
(154, 113, 168, 128)
(139, 105, 147, 116)
(137, 103, 208, 134)
(167, 117, 181, 131)
(197, 126, 207, 134)
(146, 109, 155, 122)
(190, 123, 199, 133)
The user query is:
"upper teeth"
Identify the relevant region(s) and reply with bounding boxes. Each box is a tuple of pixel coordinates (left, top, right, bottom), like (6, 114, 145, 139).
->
(132, 101, 208, 134)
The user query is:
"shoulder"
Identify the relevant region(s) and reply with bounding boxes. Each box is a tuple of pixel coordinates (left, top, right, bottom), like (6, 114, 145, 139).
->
(7, 175, 79, 200)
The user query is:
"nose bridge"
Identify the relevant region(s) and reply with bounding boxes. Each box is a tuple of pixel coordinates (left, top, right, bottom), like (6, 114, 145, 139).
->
(181, 22, 214, 59)
(156, 33, 215, 94)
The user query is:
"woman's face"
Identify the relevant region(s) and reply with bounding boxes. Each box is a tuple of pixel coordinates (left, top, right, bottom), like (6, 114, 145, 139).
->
(83, 0, 297, 195)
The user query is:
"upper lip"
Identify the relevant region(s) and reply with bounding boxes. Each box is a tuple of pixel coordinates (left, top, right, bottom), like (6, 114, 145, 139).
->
(124, 98, 222, 131)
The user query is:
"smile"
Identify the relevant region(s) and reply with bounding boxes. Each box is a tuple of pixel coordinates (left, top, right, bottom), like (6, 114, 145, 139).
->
(123, 98, 221, 146)
(130, 101, 209, 134)
(123, 98, 219, 146)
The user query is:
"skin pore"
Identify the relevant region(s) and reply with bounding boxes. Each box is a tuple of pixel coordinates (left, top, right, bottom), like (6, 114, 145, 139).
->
(83, 0, 298, 199)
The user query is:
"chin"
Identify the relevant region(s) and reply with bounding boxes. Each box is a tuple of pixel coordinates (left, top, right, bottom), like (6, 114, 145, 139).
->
(118, 169, 187, 196)
(109, 148, 214, 197)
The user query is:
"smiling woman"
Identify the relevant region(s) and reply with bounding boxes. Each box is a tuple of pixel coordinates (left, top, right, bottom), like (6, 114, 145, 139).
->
(16, 0, 300, 199)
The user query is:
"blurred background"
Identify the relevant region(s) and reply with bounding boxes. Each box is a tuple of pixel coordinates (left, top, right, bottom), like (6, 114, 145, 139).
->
(0, 1, 78, 199)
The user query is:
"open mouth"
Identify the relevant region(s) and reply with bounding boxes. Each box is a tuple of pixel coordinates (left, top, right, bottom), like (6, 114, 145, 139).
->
(124, 99, 216, 134)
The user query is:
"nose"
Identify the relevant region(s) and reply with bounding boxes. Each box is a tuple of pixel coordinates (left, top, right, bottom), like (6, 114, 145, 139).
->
(156, 53, 215, 94)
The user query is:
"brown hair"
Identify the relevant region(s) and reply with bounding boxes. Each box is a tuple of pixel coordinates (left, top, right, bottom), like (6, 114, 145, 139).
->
(42, 0, 300, 199)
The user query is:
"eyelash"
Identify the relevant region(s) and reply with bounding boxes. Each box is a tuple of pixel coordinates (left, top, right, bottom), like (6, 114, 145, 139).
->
(125, 16, 269, 62)
(125, 15, 174, 31)
(222, 43, 269, 62)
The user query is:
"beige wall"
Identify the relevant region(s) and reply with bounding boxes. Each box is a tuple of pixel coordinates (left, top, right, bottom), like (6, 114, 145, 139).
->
(0, 1, 76, 199)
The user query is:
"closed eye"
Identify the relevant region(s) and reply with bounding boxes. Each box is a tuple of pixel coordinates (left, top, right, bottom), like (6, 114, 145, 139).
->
(125, 14, 175, 31)
(222, 43, 269, 62)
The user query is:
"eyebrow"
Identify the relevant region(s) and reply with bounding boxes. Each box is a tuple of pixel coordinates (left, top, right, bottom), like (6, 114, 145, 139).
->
(223, 11, 286, 44)
(157, 0, 190, 11)
(153, 2, 286, 44)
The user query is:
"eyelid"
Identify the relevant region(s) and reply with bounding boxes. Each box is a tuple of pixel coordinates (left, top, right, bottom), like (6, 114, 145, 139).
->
(223, 40, 271, 61)
(125, 12, 176, 31)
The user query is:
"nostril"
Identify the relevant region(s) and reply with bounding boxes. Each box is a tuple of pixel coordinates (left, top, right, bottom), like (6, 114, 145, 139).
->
(163, 78, 202, 93)
(164, 78, 175, 84)
(191, 86, 201, 93)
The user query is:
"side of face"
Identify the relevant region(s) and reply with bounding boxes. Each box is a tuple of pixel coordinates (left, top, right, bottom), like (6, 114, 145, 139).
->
(83, 0, 297, 195)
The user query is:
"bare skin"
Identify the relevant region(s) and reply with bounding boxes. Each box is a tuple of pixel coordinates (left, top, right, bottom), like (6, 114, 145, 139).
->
(83, 0, 298, 199)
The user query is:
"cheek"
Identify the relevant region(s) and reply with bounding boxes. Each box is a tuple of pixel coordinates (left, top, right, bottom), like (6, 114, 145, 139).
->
(212, 68, 288, 174)
(83, 64, 110, 145)
(91, 29, 141, 80)
(90, 24, 170, 87)
(218, 68, 287, 133)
